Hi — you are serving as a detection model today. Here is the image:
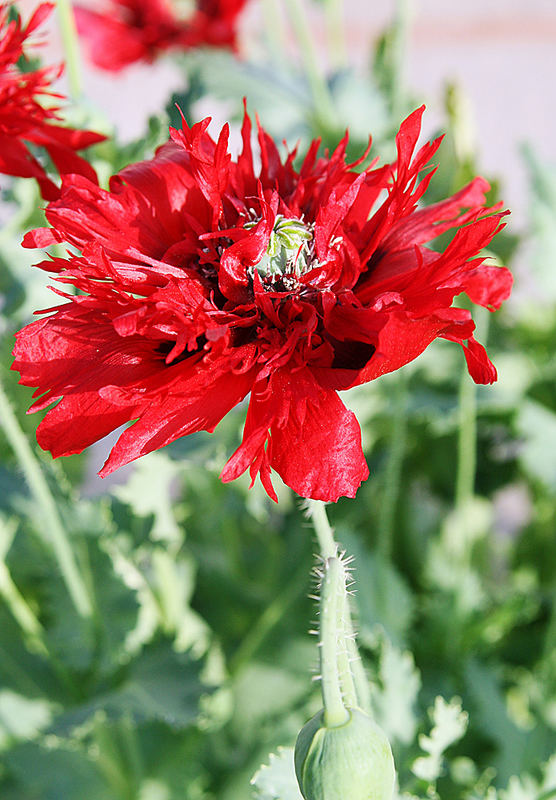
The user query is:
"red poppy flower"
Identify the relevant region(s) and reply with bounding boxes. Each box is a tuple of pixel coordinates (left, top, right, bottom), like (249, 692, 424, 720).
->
(74, 0, 248, 72)
(13, 106, 512, 502)
(0, 2, 105, 200)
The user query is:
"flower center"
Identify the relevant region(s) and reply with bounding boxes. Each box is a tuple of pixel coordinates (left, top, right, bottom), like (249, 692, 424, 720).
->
(246, 214, 315, 286)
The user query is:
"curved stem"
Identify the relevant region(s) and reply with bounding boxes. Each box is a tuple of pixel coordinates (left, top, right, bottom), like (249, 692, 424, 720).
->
(320, 557, 349, 727)
(119, 716, 143, 797)
(0, 375, 93, 618)
(0, 523, 45, 650)
(284, 0, 336, 130)
(391, 0, 412, 122)
(323, 0, 347, 70)
(537, 789, 556, 800)
(56, 0, 83, 99)
(93, 723, 132, 799)
(229, 561, 307, 675)
(543, 582, 556, 661)
(376, 372, 408, 560)
(262, 0, 290, 62)
(455, 366, 477, 508)
(455, 307, 489, 509)
(0, 561, 46, 652)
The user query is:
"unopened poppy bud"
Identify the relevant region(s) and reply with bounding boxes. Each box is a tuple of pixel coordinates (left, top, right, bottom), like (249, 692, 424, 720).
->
(294, 707, 395, 800)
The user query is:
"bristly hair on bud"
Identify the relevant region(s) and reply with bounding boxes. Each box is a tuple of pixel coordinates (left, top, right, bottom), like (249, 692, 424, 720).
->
(295, 553, 395, 800)
(308, 552, 364, 718)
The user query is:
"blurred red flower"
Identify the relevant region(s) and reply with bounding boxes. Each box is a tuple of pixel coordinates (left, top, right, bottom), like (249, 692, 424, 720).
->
(74, 0, 248, 71)
(0, 2, 104, 200)
(13, 107, 512, 501)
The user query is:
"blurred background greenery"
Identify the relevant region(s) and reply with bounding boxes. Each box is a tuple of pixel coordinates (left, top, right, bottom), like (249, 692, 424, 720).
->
(1, 1, 556, 798)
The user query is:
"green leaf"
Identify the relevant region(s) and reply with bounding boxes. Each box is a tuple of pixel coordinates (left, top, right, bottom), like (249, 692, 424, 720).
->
(231, 662, 308, 740)
(136, 724, 209, 799)
(328, 69, 389, 153)
(170, 51, 310, 141)
(44, 536, 139, 676)
(0, 608, 62, 703)
(0, 250, 25, 320)
(464, 661, 547, 783)
(251, 747, 303, 800)
(482, 754, 556, 800)
(412, 697, 468, 783)
(112, 452, 183, 543)
(371, 637, 421, 746)
(139, 546, 210, 654)
(539, 759, 556, 800)
(499, 775, 539, 800)
(51, 639, 205, 734)
(0, 690, 55, 749)
(516, 400, 556, 491)
(4, 740, 116, 800)
(425, 498, 492, 614)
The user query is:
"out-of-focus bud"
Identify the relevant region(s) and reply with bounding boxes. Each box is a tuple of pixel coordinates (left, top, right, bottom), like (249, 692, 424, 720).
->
(294, 706, 395, 800)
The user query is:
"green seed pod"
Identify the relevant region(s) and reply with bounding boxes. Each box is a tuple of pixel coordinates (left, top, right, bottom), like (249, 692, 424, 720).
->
(294, 707, 395, 800)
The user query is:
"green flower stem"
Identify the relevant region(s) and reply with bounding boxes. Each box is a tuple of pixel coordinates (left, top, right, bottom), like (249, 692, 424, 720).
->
(455, 307, 489, 509)
(262, 0, 290, 63)
(0, 520, 46, 653)
(0, 643, 44, 695)
(94, 723, 133, 799)
(309, 502, 371, 714)
(445, 82, 476, 166)
(0, 562, 48, 655)
(309, 500, 337, 559)
(391, 0, 412, 121)
(0, 520, 78, 692)
(320, 557, 349, 727)
(228, 561, 307, 675)
(542, 584, 556, 662)
(538, 789, 556, 800)
(119, 716, 143, 796)
(376, 372, 408, 561)
(335, 573, 357, 709)
(0, 561, 43, 641)
(323, 0, 347, 70)
(56, 0, 83, 99)
(283, 0, 336, 130)
(455, 362, 477, 508)
(0, 375, 93, 618)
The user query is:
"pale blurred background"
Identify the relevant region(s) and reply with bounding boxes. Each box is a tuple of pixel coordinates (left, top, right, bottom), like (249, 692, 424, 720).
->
(17, 0, 556, 229)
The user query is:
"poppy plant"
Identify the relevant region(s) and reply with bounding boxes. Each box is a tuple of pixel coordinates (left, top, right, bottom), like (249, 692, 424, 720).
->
(13, 106, 512, 502)
(0, 2, 104, 200)
(74, 0, 248, 72)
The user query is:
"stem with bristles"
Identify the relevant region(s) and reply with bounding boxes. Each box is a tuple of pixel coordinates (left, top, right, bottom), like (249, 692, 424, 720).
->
(309, 501, 373, 717)
(320, 557, 349, 726)
(335, 562, 357, 710)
